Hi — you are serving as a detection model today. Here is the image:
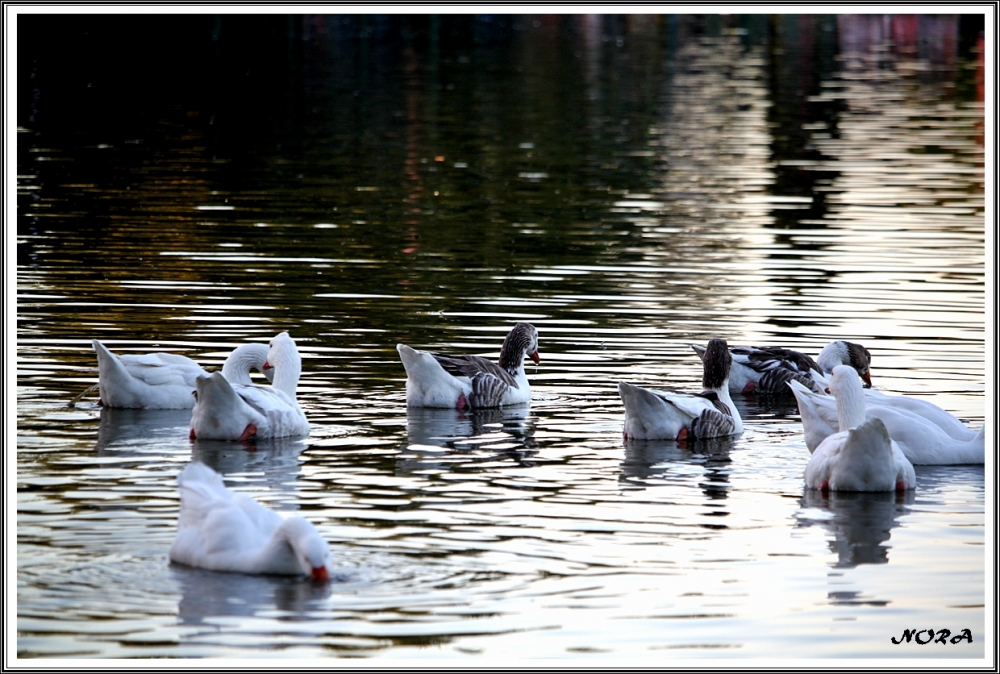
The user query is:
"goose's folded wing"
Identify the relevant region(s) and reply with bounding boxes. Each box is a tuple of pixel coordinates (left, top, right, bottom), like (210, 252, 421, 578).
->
(662, 389, 721, 419)
(757, 366, 823, 394)
(144, 352, 202, 368)
(130, 364, 200, 388)
(120, 353, 204, 388)
(233, 493, 284, 538)
(430, 353, 519, 389)
(232, 384, 297, 415)
(468, 372, 510, 408)
(732, 346, 819, 376)
(688, 391, 738, 435)
(176, 464, 234, 530)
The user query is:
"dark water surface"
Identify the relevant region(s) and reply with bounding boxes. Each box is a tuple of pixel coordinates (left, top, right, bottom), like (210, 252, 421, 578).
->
(15, 14, 987, 661)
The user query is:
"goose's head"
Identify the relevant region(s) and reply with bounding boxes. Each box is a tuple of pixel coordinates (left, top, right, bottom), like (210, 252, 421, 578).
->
(282, 517, 333, 582)
(501, 322, 540, 368)
(817, 341, 872, 388)
(702, 338, 732, 390)
(263, 332, 298, 372)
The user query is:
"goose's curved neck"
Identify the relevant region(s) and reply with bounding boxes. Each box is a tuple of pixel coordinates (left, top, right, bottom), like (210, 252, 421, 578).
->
(271, 357, 301, 398)
(498, 329, 529, 374)
(222, 344, 268, 381)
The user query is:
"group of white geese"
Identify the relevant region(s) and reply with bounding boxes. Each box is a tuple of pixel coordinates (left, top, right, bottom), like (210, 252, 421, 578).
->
(87, 323, 985, 581)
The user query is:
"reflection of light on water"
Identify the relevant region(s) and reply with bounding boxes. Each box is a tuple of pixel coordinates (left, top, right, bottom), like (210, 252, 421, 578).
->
(785, 30, 983, 398)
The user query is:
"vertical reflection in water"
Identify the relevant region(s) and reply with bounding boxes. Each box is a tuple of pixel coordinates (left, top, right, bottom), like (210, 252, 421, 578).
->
(789, 16, 984, 388)
(587, 28, 781, 351)
(796, 489, 914, 568)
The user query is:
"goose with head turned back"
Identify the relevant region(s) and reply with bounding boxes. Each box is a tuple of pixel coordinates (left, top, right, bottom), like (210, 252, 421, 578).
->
(789, 373, 984, 465)
(169, 462, 332, 580)
(690, 339, 872, 396)
(189, 332, 309, 441)
(92, 340, 274, 409)
(816, 340, 873, 387)
(619, 338, 743, 441)
(803, 365, 915, 492)
(396, 322, 539, 410)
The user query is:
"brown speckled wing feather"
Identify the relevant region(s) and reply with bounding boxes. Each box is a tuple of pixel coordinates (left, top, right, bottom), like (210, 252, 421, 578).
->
(430, 353, 519, 389)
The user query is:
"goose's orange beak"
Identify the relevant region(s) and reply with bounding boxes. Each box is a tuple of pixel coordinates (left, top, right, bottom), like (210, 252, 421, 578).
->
(861, 371, 872, 388)
(529, 350, 540, 365)
(263, 360, 273, 371)
(311, 566, 330, 582)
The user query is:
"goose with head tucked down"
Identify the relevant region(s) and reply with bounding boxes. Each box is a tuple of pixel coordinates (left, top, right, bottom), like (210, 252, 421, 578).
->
(92, 340, 274, 409)
(789, 370, 984, 465)
(619, 338, 743, 441)
(803, 365, 915, 492)
(690, 339, 872, 396)
(396, 322, 539, 410)
(189, 332, 309, 441)
(169, 462, 332, 580)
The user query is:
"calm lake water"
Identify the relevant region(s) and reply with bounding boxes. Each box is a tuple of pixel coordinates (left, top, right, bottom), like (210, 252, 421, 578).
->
(15, 13, 988, 663)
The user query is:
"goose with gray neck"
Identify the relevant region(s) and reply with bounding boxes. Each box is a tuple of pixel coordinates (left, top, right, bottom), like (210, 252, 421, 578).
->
(619, 338, 743, 441)
(397, 322, 540, 410)
(690, 339, 872, 396)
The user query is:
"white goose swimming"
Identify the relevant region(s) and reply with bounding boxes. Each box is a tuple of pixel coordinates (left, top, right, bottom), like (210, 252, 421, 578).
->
(803, 365, 915, 492)
(690, 339, 871, 396)
(169, 462, 332, 580)
(860, 388, 981, 442)
(189, 332, 309, 441)
(396, 322, 539, 410)
(92, 340, 274, 409)
(789, 371, 984, 465)
(619, 338, 743, 441)
(811, 344, 980, 441)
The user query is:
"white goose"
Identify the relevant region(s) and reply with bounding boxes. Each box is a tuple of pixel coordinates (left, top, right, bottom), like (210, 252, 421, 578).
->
(396, 322, 539, 409)
(619, 338, 743, 441)
(803, 365, 915, 492)
(811, 344, 980, 441)
(189, 332, 309, 441)
(169, 462, 333, 580)
(92, 340, 274, 409)
(691, 339, 871, 396)
(789, 372, 984, 465)
(861, 388, 982, 441)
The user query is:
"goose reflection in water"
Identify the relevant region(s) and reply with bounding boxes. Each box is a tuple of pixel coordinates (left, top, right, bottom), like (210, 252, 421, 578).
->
(796, 489, 914, 568)
(172, 565, 336, 628)
(190, 436, 310, 514)
(619, 436, 735, 520)
(396, 405, 538, 473)
(95, 406, 193, 454)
